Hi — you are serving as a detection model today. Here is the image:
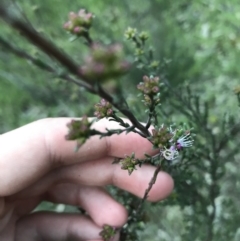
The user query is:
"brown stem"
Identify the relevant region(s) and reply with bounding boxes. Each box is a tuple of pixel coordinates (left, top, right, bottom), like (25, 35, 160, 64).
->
(0, 36, 95, 93)
(135, 161, 162, 214)
(0, 6, 83, 77)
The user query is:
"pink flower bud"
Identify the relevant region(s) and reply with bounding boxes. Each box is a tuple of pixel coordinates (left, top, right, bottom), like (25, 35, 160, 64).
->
(107, 109, 113, 116)
(100, 99, 107, 106)
(73, 26, 82, 34)
(69, 12, 77, 20)
(78, 9, 86, 17)
(152, 86, 159, 93)
(63, 22, 70, 29)
(86, 13, 93, 20)
(143, 75, 149, 82)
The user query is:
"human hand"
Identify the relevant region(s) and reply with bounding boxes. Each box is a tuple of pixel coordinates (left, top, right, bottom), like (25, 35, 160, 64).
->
(0, 118, 173, 241)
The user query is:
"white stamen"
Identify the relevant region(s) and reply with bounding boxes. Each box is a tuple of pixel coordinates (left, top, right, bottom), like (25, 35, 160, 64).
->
(177, 133, 193, 147)
(161, 147, 179, 161)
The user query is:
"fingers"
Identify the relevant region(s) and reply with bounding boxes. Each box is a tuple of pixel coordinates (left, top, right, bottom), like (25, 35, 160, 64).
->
(0, 120, 49, 196)
(0, 118, 155, 196)
(12, 184, 127, 240)
(45, 184, 128, 227)
(15, 212, 114, 241)
(12, 163, 172, 235)
(13, 157, 174, 202)
(52, 158, 173, 201)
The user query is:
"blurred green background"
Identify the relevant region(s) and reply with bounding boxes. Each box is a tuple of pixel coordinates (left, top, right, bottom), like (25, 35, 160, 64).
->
(1, 0, 240, 240)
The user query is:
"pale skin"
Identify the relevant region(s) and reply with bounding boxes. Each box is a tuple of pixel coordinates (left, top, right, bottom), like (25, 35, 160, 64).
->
(0, 118, 174, 241)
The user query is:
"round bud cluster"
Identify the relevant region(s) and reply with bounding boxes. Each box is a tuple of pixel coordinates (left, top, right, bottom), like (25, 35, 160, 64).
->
(63, 9, 93, 36)
(124, 27, 138, 40)
(94, 99, 114, 119)
(80, 43, 130, 82)
(138, 31, 149, 41)
(120, 153, 139, 175)
(65, 116, 92, 148)
(150, 125, 174, 149)
(137, 75, 160, 95)
(124, 27, 149, 42)
(99, 225, 116, 241)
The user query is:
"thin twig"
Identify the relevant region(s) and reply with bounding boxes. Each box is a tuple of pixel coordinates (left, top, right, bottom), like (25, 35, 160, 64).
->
(0, 36, 95, 93)
(135, 160, 162, 214)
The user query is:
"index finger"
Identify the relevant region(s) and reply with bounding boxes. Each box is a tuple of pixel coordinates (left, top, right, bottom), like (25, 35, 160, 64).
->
(0, 118, 156, 196)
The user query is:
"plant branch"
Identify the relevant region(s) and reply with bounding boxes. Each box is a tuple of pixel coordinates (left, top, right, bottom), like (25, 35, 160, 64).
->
(0, 36, 95, 93)
(145, 96, 158, 128)
(135, 160, 162, 214)
(0, 4, 150, 136)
